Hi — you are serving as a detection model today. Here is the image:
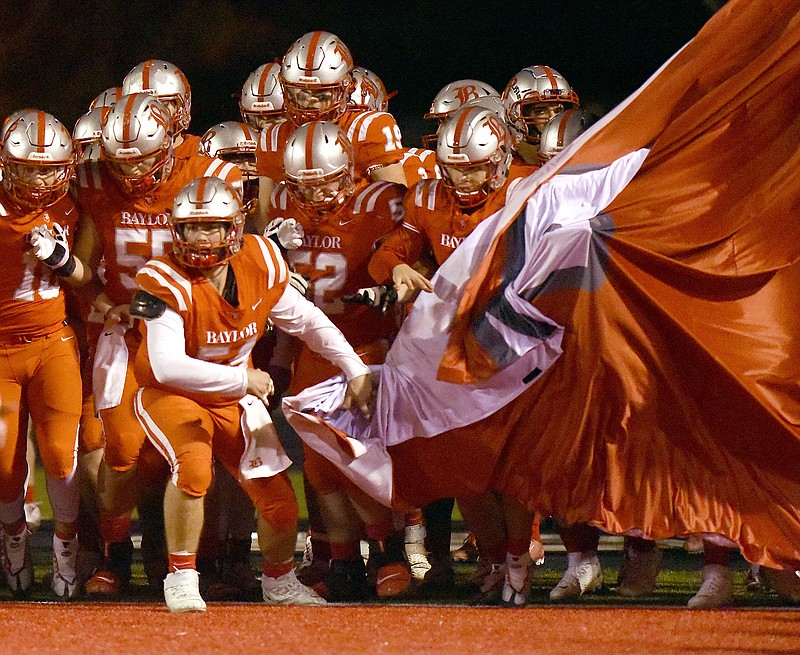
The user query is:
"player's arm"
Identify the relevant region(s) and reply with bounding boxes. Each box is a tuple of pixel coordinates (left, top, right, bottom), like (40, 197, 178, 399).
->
(28, 217, 96, 286)
(268, 284, 373, 416)
(370, 161, 407, 186)
(130, 290, 267, 400)
(254, 176, 277, 234)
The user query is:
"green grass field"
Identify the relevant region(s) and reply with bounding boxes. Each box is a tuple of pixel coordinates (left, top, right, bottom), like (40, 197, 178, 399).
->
(18, 466, 792, 608)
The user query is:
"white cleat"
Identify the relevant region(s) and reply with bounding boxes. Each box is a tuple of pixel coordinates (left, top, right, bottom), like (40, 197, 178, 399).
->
(471, 561, 506, 604)
(502, 552, 531, 607)
(52, 535, 80, 600)
(549, 552, 603, 600)
(616, 545, 662, 597)
(404, 524, 432, 581)
(2, 528, 34, 595)
(164, 569, 207, 613)
(261, 569, 326, 605)
(687, 564, 733, 609)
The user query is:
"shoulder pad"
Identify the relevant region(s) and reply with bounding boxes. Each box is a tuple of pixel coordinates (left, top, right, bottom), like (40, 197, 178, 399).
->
(130, 290, 167, 319)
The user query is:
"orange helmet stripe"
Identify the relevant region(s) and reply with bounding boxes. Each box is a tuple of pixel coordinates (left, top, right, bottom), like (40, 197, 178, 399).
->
(451, 107, 474, 154)
(36, 111, 47, 153)
(305, 31, 323, 72)
(142, 60, 154, 90)
(305, 122, 317, 168)
(122, 94, 138, 142)
(194, 177, 209, 208)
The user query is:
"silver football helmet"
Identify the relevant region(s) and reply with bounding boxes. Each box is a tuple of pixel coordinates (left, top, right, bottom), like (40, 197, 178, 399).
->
(437, 105, 512, 209)
(537, 108, 592, 163)
(122, 60, 192, 134)
(240, 62, 285, 130)
(502, 65, 580, 145)
(280, 31, 354, 124)
(101, 93, 173, 195)
(283, 120, 355, 214)
(423, 79, 499, 148)
(348, 67, 389, 112)
(199, 121, 259, 202)
(171, 176, 245, 269)
(89, 87, 124, 110)
(1, 108, 37, 144)
(1, 110, 76, 209)
(73, 107, 109, 163)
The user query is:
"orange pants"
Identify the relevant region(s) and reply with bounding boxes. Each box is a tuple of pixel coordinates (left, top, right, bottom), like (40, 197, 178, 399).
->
(78, 319, 105, 454)
(134, 388, 298, 533)
(0, 323, 81, 503)
(98, 328, 149, 471)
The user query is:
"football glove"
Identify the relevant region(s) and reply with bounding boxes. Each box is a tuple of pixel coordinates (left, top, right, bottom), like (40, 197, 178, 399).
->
(342, 284, 398, 315)
(29, 223, 75, 276)
(265, 217, 304, 250)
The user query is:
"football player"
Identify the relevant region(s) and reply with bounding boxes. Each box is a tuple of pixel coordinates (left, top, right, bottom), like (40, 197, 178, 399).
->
(70, 93, 242, 595)
(0, 110, 92, 599)
(367, 105, 541, 605)
(239, 62, 286, 132)
(128, 176, 377, 611)
(270, 120, 411, 600)
(122, 59, 198, 160)
(501, 65, 580, 170)
(255, 30, 408, 229)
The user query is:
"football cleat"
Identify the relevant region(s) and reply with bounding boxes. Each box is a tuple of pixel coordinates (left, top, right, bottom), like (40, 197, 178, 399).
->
(549, 553, 603, 600)
(327, 557, 369, 602)
(85, 540, 134, 595)
(369, 532, 412, 598)
(2, 527, 34, 596)
(615, 544, 662, 598)
(261, 569, 326, 605)
(404, 523, 432, 582)
(164, 569, 207, 613)
(687, 564, 733, 609)
(471, 561, 506, 605)
(502, 552, 531, 607)
(51, 535, 80, 600)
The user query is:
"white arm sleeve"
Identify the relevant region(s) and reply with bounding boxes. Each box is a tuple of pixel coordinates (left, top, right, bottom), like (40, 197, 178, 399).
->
(269, 285, 370, 380)
(145, 307, 249, 397)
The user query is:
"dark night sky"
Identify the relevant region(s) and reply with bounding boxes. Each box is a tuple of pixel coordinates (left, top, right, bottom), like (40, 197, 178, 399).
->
(0, 1, 721, 146)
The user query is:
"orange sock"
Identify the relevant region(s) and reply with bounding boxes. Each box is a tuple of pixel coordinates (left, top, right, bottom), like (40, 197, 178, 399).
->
(168, 552, 196, 572)
(262, 558, 293, 579)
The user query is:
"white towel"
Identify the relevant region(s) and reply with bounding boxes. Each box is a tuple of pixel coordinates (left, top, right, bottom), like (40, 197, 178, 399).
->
(92, 324, 130, 412)
(238, 394, 292, 480)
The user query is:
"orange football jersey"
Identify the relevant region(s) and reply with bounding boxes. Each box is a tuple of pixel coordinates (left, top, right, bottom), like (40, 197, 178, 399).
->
(0, 190, 79, 340)
(400, 147, 441, 187)
(173, 132, 202, 161)
(134, 235, 288, 406)
(508, 152, 539, 181)
(368, 177, 524, 284)
(256, 109, 404, 183)
(74, 154, 241, 306)
(270, 179, 403, 346)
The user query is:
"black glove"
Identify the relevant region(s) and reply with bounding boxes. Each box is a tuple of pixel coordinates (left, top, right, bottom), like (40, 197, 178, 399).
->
(342, 284, 398, 315)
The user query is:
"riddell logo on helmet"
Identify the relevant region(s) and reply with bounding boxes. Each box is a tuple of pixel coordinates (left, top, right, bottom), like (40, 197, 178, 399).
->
(113, 147, 143, 158)
(299, 75, 321, 84)
(26, 152, 55, 162)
